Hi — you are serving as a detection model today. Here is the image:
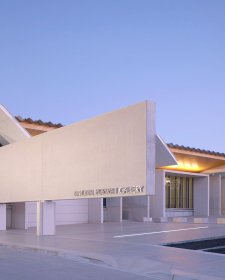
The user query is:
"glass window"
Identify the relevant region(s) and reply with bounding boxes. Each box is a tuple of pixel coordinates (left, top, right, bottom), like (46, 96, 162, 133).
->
(165, 176, 193, 209)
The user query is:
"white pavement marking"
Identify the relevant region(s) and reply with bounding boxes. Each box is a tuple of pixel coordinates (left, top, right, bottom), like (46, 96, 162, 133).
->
(114, 226, 209, 238)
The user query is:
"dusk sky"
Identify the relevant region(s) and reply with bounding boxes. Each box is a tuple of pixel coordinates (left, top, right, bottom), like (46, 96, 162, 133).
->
(1, 1, 225, 152)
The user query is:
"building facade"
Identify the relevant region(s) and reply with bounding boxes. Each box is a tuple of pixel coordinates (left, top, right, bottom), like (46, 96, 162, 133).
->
(0, 101, 225, 235)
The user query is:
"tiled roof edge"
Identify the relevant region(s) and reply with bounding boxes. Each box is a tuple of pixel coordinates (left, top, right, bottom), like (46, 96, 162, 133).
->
(167, 143, 225, 158)
(15, 116, 63, 128)
(12, 117, 225, 157)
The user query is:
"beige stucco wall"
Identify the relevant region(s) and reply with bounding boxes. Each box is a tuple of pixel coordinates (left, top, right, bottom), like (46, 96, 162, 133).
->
(0, 101, 155, 203)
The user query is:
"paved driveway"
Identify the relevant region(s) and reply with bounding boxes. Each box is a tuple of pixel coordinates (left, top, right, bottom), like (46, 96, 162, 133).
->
(0, 246, 152, 280)
(0, 221, 225, 279)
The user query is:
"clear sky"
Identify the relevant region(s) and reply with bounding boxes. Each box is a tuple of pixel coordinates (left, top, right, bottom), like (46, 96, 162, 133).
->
(1, 1, 225, 152)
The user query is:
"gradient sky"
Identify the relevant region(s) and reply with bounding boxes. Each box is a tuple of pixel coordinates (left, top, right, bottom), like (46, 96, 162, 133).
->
(1, 1, 225, 152)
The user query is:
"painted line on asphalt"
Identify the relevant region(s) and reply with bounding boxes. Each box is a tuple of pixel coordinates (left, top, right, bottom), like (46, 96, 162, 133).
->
(114, 226, 209, 238)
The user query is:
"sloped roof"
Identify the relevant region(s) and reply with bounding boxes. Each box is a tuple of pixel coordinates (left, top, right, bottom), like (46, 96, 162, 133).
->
(15, 116, 63, 128)
(167, 143, 225, 158)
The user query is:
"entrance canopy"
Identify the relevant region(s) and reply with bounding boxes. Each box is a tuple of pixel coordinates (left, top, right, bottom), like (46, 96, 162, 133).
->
(163, 144, 225, 173)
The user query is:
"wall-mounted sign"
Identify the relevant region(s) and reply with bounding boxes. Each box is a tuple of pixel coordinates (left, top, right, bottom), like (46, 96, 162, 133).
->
(74, 185, 145, 198)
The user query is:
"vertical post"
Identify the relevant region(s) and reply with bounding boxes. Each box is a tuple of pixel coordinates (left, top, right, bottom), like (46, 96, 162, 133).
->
(194, 176, 209, 217)
(210, 174, 221, 216)
(150, 170, 165, 218)
(36, 201, 56, 236)
(147, 195, 150, 218)
(88, 198, 103, 223)
(142, 195, 152, 222)
(0, 204, 6, 231)
(119, 197, 122, 222)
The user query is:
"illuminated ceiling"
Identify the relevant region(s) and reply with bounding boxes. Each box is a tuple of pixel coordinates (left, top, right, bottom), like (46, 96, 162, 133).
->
(161, 149, 225, 173)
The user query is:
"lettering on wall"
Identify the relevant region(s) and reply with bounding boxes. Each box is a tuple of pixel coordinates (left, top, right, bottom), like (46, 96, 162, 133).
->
(74, 185, 145, 198)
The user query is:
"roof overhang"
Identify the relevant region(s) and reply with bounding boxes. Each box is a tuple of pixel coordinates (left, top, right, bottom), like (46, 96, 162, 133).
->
(202, 165, 225, 175)
(0, 105, 30, 145)
(156, 134, 177, 168)
(163, 150, 225, 173)
(165, 169, 209, 178)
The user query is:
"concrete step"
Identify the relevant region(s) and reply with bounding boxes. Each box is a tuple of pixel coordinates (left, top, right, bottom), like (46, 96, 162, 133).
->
(171, 217, 188, 223)
(152, 217, 168, 223)
(216, 218, 225, 224)
(142, 217, 152, 222)
(188, 217, 209, 224)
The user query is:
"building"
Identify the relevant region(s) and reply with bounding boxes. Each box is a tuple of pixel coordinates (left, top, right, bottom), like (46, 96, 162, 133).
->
(0, 101, 225, 236)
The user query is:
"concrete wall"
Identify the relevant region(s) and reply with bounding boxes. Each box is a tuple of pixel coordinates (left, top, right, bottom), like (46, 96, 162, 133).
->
(104, 197, 122, 222)
(0, 101, 155, 203)
(122, 196, 147, 221)
(26, 202, 37, 227)
(209, 174, 221, 216)
(194, 176, 209, 217)
(88, 198, 103, 223)
(12, 202, 28, 229)
(55, 199, 88, 225)
(150, 170, 165, 218)
(146, 102, 156, 195)
(26, 199, 88, 227)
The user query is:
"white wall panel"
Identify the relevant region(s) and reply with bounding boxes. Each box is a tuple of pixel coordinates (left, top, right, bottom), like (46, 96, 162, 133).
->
(0, 101, 156, 203)
(26, 199, 88, 227)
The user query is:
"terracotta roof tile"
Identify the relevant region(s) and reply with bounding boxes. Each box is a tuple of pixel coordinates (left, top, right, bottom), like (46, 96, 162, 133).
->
(15, 116, 63, 128)
(167, 143, 225, 158)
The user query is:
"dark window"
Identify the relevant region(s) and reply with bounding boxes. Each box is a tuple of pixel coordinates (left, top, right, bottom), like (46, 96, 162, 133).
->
(166, 176, 193, 209)
(103, 198, 107, 208)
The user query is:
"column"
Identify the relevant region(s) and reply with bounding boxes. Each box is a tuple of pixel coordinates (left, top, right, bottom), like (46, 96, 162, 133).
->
(0, 204, 6, 230)
(150, 170, 166, 218)
(36, 201, 56, 236)
(194, 176, 209, 217)
(119, 197, 122, 222)
(88, 198, 103, 223)
(209, 174, 221, 216)
(142, 196, 152, 222)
